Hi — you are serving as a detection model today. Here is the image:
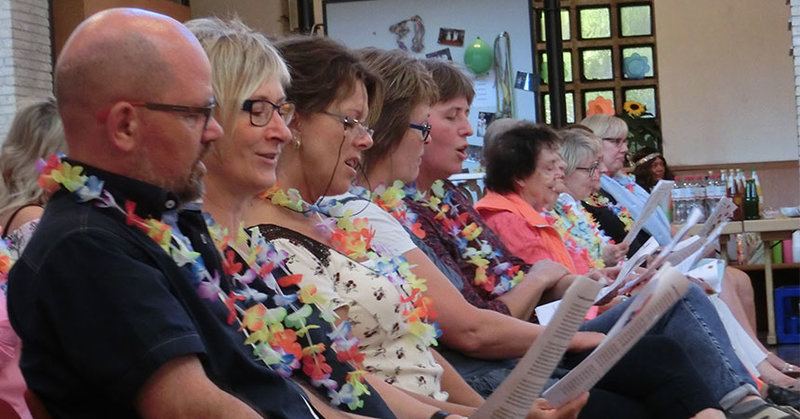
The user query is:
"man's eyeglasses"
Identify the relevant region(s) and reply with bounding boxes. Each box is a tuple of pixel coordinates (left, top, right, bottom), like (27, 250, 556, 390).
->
(130, 100, 216, 131)
(242, 99, 295, 127)
(409, 121, 432, 144)
(602, 137, 627, 147)
(575, 160, 601, 176)
(322, 111, 374, 138)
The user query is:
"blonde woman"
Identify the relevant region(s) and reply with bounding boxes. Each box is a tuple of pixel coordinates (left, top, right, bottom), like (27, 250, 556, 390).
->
(0, 99, 65, 419)
(0, 99, 65, 256)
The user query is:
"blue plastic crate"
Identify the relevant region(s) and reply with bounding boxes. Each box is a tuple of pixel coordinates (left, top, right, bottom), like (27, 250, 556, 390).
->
(775, 286, 800, 344)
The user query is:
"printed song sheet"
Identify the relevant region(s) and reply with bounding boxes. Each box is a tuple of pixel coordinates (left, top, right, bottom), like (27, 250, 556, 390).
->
(619, 207, 702, 294)
(541, 265, 689, 408)
(622, 180, 674, 245)
(697, 197, 736, 238)
(679, 221, 729, 272)
(472, 276, 602, 419)
(595, 237, 659, 303)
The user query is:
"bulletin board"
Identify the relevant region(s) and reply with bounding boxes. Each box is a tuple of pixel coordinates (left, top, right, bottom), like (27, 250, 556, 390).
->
(323, 0, 537, 172)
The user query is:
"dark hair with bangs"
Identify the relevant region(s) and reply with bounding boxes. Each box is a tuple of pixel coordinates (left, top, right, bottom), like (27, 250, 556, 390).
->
(420, 59, 475, 104)
(483, 123, 560, 194)
(274, 36, 383, 119)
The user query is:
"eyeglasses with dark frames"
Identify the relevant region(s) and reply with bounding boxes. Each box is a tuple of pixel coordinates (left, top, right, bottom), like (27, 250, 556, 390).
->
(575, 160, 601, 176)
(409, 121, 432, 144)
(242, 99, 295, 127)
(322, 111, 374, 138)
(129, 100, 216, 131)
(602, 137, 627, 147)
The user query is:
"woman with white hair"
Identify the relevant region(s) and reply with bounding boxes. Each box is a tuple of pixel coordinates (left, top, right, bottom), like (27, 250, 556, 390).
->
(579, 114, 800, 403)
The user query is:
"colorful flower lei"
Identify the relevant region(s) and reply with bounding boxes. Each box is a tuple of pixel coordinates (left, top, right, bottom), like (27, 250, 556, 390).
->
(583, 192, 635, 231)
(547, 199, 606, 270)
(406, 180, 524, 296)
(205, 222, 371, 410)
(38, 155, 371, 410)
(261, 185, 440, 348)
(370, 180, 427, 239)
(0, 237, 13, 296)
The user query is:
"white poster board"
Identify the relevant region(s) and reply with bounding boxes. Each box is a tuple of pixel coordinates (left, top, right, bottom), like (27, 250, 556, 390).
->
(324, 0, 537, 171)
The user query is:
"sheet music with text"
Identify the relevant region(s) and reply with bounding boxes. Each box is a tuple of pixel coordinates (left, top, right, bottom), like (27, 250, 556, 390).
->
(619, 208, 701, 294)
(541, 265, 689, 408)
(472, 276, 602, 419)
(596, 237, 659, 303)
(697, 197, 735, 238)
(622, 180, 674, 245)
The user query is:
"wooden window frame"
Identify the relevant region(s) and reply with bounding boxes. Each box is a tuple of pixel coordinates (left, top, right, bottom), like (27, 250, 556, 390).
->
(534, 0, 659, 123)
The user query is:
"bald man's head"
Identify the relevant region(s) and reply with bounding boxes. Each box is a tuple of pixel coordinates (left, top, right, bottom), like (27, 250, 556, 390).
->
(55, 9, 190, 111)
(53, 8, 220, 198)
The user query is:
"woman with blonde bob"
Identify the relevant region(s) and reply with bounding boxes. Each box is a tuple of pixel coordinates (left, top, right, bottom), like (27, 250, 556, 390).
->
(186, 18, 402, 417)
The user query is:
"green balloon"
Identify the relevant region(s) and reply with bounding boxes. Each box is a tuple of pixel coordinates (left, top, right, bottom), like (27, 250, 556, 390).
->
(464, 38, 493, 74)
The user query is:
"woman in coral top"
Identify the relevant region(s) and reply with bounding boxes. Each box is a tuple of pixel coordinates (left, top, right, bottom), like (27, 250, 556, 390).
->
(474, 122, 581, 272)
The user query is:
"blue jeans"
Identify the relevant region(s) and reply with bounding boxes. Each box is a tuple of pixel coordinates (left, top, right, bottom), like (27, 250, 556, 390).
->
(581, 283, 758, 408)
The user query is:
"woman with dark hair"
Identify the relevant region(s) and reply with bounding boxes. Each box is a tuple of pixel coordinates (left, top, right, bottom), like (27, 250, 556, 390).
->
(630, 147, 674, 192)
(242, 36, 542, 418)
(466, 120, 782, 418)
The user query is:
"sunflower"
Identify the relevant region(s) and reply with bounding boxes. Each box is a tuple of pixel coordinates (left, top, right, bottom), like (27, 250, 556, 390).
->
(623, 101, 646, 117)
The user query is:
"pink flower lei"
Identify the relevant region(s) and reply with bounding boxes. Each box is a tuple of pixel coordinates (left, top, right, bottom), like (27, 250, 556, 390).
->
(38, 154, 372, 411)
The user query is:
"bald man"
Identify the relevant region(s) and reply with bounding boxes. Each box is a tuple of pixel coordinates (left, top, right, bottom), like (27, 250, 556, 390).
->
(7, 9, 325, 418)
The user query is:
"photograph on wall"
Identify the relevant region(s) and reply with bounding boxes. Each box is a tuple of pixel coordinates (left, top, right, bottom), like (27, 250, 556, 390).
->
(514, 71, 538, 92)
(425, 47, 453, 60)
(476, 111, 496, 137)
(438, 27, 465, 46)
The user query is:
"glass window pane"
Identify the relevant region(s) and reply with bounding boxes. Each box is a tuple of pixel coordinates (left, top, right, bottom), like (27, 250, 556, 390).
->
(566, 92, 575, 123)
(581, 48, 613, 80)
(584, 91, 615, 117)
(538, 8, 571, 42)
(579, 7, 610, 39)
(622, 46, 654, 79)
(539, 51, 573, 84)
(624, 87, 657, 117)
(620, 5, 652, 37)
(542, 92, 575, 124)
(543, 93, 551, 124)
(539, 52, 548, 85)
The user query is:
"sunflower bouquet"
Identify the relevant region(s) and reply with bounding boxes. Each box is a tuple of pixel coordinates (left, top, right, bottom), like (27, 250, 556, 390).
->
(619, 100, 661, 156)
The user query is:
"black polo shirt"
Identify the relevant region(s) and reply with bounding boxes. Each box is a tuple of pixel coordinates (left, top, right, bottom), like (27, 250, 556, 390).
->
(8, 161, 322, 418)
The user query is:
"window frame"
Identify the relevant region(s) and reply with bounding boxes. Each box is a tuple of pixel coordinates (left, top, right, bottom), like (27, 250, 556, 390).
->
(534, 0, 660, 124)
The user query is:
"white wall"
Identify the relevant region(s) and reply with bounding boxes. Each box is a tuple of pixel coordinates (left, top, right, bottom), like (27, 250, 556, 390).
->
(655, 0, 798, 166)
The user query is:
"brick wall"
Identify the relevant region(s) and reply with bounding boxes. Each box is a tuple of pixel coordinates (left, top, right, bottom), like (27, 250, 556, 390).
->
(0, 0, 52, 141)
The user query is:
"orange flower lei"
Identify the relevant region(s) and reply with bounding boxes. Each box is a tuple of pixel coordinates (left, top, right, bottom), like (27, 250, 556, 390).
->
(261, 186, 441, 347)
